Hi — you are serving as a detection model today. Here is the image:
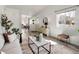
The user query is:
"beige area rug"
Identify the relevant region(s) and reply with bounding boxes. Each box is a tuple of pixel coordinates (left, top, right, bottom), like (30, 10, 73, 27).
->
(21, 38, 79, 54)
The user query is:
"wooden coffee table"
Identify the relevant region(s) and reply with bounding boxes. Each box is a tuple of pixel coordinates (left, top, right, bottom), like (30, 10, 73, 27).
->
(28, 36, 51, 54)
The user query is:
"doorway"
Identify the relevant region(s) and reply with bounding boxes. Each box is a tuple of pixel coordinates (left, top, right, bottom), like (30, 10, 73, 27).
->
(21, 14, 30, 42)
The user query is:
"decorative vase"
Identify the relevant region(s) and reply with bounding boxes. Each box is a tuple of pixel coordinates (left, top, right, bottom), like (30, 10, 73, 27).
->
(36, 35, 40, 41)
(39, 33, 43, 41)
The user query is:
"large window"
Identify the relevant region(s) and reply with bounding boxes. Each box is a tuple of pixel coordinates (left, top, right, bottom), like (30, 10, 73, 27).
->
(56, 10, 76, 27)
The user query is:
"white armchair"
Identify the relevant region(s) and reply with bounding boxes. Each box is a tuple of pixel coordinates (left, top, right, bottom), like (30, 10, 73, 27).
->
(1, 39, 22, 54)
(1, 33, 22, 54)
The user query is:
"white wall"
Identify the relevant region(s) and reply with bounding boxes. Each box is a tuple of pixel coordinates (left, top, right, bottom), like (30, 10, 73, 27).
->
(4, 7, 22, 33)
(35, 6, 79, 46)
(58, 6, 79, 36)
(0, 5, 5, 34)
(35, 6, 79, 37)
(75, 6, 79, 28)
(0, 5, 22, 34)
(34, 6, 57, 36)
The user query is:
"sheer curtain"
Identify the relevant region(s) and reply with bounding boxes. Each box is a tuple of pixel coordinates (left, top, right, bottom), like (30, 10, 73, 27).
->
(56, 10, 75, 27)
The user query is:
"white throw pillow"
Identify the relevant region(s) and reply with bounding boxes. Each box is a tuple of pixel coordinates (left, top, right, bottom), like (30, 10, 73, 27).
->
(0, 34, 4, 49)
(8, 33, 17, 42)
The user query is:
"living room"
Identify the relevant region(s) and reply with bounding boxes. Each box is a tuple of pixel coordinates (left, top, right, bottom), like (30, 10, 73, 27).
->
(0, 5, 79, 54)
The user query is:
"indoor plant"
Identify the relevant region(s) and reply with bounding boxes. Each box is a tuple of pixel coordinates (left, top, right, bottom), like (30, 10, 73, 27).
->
(12, 28, 22, 43)
(1, 14, 13, 34)
(12, 28, 20, 35)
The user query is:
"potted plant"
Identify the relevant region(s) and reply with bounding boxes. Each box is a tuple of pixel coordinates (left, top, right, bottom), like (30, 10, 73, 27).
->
(12, 28, 20, 34)
(1, 14, 13, 35)
(12, 28, 22, 43)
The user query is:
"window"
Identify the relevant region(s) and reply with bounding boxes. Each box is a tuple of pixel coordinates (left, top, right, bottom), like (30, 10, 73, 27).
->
(30, 16, 39, 24)
(56, 10, 76, 27)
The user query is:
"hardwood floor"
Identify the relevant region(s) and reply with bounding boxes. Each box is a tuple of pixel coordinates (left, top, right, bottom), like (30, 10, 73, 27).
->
(21, 29, 79, 54)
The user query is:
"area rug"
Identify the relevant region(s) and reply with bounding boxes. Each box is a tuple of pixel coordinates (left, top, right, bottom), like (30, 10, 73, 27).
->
(21, 38, 79, 54)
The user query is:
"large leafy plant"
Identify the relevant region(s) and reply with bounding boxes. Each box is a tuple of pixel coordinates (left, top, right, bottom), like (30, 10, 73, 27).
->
(1, 14, 13, 33)
(1, 14, 20, 35)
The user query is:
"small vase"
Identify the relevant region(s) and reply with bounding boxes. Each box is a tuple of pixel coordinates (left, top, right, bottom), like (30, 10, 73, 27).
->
(39, 33, 43, 41)
(36, 35, 40, 41)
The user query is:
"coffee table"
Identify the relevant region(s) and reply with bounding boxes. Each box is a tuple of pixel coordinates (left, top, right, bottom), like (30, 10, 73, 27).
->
(28, 36, 51, 54)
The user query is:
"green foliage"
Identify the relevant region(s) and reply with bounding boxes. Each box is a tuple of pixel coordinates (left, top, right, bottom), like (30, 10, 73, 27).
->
(12, 28, 20, 34)
(78, 29, 79, 32)
(1, 14, 20, 35)
(1, 14, 13, 33)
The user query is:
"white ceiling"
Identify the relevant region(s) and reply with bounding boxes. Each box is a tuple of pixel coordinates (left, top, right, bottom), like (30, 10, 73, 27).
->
(5, 5, 47, 16)
(5, 5, 74, 16)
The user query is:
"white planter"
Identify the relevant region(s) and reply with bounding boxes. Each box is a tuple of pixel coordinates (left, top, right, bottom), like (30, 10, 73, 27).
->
(39, 33, 43, 41)
(17, 34, 20, 40)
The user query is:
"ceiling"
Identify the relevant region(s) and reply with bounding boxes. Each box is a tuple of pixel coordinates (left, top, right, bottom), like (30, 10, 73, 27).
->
(5, 5, 47, 16)
(5, 5, 74, 16)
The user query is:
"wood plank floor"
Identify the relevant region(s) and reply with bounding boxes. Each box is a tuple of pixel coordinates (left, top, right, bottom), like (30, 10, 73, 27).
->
(20, 29, 79, 54)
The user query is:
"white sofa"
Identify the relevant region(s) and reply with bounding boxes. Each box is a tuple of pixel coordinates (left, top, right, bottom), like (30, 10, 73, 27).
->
(0, 34, 4, 50)
(0, 23, 22, 54)
(0, 33, 22, 54)
(30, 24, 49, 36)
(1, 39, 22, 54)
